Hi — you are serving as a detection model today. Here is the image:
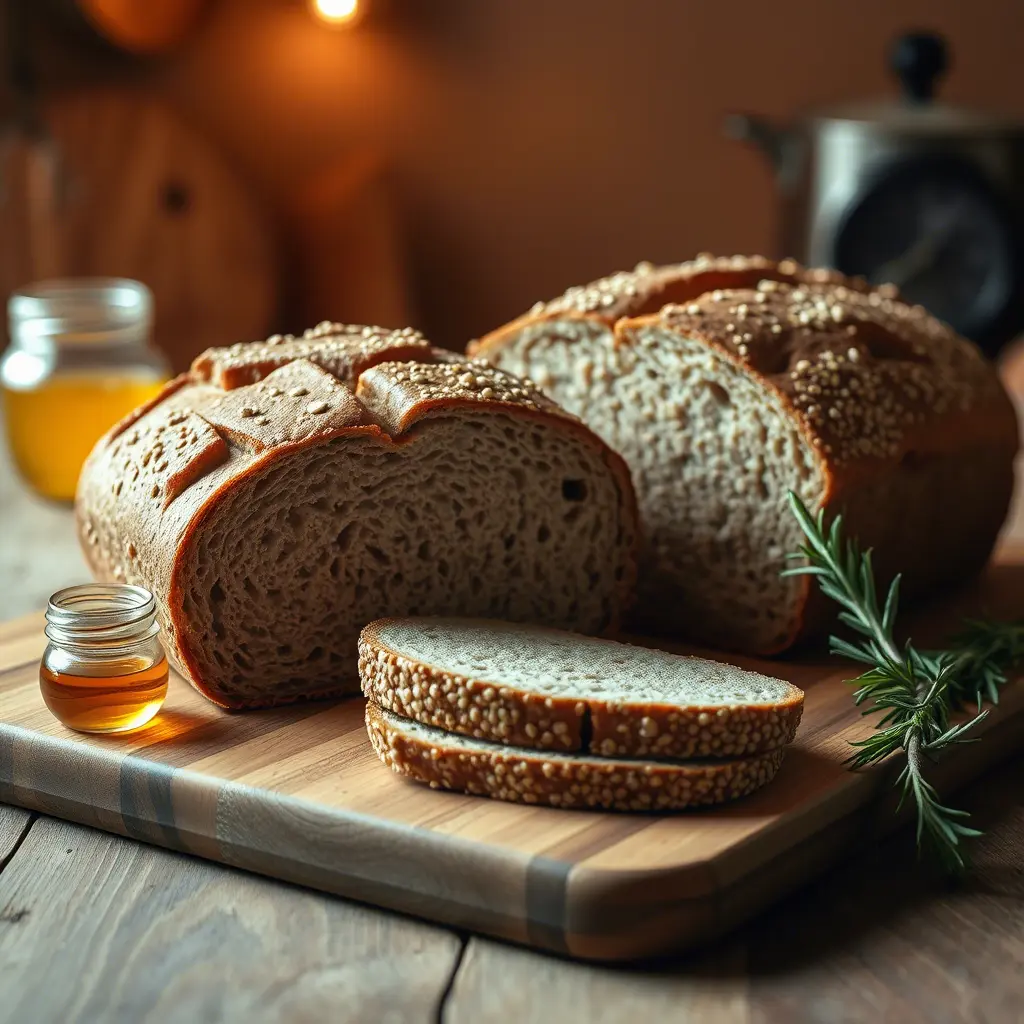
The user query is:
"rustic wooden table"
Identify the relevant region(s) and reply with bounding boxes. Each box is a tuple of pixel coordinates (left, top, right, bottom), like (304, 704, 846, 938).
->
(3, 396, 1024, 1023)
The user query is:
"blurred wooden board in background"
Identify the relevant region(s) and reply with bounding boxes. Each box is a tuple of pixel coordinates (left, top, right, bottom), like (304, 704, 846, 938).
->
(0, 88, 278, 371)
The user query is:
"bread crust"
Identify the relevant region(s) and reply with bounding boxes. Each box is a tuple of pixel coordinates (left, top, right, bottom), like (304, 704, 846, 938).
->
(366, 702, 786, 811)
(359, 618, 803, 758)
(75, 323, 639, 708)
(470, 256, 1019, 653)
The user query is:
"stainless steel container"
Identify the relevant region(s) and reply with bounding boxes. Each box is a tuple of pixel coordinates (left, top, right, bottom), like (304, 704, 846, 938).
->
(727, 32, 1024, 355)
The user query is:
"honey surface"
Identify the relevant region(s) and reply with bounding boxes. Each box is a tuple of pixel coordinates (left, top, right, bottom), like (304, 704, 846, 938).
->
(40, 655, 169, 734)
(3, 374, 166, 501)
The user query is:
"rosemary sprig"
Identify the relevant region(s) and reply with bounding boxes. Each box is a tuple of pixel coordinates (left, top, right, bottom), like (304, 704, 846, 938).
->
(783, 492, 1024, 872)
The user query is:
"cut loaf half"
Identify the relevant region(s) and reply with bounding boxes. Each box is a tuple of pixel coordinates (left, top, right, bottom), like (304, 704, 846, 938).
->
(359, 617, 803, 759)
(76, 324, 638, 708)
(471, 254, 1018, 654)
(366, 703, 786, 811)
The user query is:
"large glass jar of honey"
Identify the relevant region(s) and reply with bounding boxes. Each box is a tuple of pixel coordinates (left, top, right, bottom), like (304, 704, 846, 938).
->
(1, 278, 170, 502)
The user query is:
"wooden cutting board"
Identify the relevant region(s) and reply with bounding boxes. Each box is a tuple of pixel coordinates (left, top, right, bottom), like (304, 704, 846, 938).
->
(2, 557, 1024, 962)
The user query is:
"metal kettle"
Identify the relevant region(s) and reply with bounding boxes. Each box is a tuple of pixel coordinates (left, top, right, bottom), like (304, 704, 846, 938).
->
(726, 32, 1024, 355)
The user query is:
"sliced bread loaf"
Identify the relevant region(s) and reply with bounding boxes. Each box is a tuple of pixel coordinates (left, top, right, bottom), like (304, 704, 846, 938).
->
(76, 324, 638, 709)
(366, 703, 786, 811)
(470, 255, 1018, 654)
(359, 617, 803, 759)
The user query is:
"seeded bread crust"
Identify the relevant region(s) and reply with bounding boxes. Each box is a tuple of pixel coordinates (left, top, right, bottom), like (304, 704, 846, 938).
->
(366, 703, 786, 811)
(470, 255, 1018, 654)
(359, 618, 803, 759)
(76, 323, 639, 708)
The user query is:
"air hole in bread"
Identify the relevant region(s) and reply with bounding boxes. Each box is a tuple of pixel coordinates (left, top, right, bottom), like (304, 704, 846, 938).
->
(562, 479, 587, 501)
(308, 646, 323, 662)
(705, 381, 730, 406)
(367, 545, 389, 565)
(537, 524, 551, 543)
(336, 524, 355, 551)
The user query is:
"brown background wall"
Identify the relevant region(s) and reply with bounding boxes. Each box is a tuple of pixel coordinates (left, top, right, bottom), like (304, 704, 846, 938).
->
(29, 0, 1024, 347)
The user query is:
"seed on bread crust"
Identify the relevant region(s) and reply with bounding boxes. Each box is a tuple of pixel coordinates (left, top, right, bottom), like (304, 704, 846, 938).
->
(366, 702, 786, 811)
(359, 618, 803, 759)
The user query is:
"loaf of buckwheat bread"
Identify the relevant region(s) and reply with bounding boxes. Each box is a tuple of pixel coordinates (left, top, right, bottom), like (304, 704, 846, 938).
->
(75, 324, 638, 708)
(366, 703, 786, 811)
(470, 255, 1019, 654)
(359, 618, 803, 758)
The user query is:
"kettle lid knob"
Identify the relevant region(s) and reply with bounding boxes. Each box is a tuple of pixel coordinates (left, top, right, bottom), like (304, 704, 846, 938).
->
(890, 31, 949, 103)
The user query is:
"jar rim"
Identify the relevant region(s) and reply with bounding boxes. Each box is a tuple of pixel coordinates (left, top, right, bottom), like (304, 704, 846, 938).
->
(9, 278, 153, 350)
(45, 584, 160, 647)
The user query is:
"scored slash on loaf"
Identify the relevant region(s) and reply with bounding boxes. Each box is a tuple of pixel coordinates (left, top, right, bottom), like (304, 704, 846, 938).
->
(471, 254, 1018, 656)
(366, 703, 787, 812)
(359, 618, 804, 760)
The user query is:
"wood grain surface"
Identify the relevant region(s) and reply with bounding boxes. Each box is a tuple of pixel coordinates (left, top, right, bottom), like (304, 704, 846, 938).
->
(0, 816, 461, 1023)
(2, 556, 1024, 961)
(445, 755, 1024, 1023)
(0, 804, 32, 869)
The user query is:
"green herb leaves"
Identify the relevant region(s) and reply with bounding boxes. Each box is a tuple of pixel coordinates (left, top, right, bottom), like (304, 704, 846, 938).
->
(784, 492, 1024, 872)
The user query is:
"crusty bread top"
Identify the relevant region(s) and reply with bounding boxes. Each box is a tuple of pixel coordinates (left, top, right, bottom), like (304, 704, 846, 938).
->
(100, 328, 584, 514)
(356, 360, 563, 435)
(488, 254, 875, 328)
(472, 256, 1017, 469)
(192, 322, 440, 390)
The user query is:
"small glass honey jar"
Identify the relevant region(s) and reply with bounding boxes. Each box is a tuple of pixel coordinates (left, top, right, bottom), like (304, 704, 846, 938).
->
(1, 278, 170, 502)
(41, 584, 169, 734)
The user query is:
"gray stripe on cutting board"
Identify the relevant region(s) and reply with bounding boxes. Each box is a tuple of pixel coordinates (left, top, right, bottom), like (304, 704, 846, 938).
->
(525, 855, 571, 953)
(119, 756, 181, 848)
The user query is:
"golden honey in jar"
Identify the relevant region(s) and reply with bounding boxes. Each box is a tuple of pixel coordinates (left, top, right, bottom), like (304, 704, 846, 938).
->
(41, 584, 169, 734)
(1, 279, 169, 502)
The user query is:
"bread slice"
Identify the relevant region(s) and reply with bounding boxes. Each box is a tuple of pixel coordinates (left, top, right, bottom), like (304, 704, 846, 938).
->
(366, 702, 786, 811)
(470, 255, 1018, 654)
(359, 618, 803, 759)
(76, 324, 638, 709)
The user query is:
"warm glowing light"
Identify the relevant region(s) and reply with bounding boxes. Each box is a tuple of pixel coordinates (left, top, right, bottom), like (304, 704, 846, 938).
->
(310, 0, 360, 25)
